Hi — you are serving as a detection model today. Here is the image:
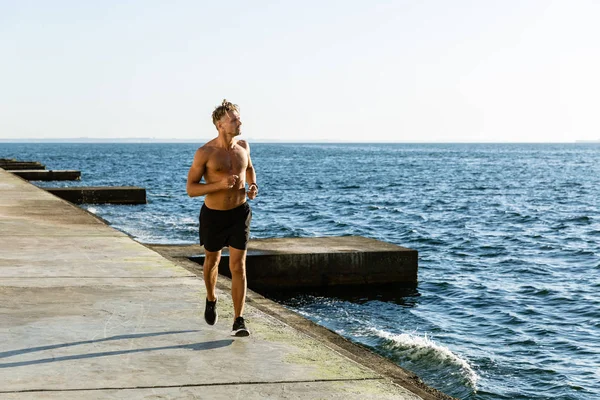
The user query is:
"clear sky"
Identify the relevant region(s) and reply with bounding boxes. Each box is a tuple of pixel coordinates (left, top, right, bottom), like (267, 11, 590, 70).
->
(1, 0, 599, 142)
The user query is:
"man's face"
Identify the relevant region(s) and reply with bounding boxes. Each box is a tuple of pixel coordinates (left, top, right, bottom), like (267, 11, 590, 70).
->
(219, 110, 242, 136)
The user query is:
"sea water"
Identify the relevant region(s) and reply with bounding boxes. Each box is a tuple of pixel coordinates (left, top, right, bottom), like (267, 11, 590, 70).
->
(2, 142, 599, 400)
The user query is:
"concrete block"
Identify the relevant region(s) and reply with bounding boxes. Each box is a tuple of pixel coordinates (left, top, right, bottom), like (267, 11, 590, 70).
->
(189, 236, 418, 290)
(45, 186, 146, 204)
(0, 161, 46, 170)
(8, 169, 81, 181)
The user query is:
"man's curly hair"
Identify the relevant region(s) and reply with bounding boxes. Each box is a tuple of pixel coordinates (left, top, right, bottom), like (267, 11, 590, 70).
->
(212, 99, 239, 126)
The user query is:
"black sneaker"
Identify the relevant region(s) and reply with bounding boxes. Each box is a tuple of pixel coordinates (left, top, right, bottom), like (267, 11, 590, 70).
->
(204, 298, 218, 325)
(231, 316, 250, 337)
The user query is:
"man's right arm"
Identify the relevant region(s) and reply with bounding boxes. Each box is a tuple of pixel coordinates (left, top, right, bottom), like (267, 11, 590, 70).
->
(186, 148, 230, 197)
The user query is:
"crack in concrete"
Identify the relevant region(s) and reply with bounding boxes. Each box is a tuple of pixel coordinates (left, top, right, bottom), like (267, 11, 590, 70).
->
(0, 377, 385, 394)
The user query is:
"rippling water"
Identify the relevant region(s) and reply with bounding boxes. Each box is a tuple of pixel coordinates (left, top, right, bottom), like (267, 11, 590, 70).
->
(2, 142, 599, 399)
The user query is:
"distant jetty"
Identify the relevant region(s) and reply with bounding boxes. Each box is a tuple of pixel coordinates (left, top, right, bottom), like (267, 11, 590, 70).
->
(1, 157, 146, 204)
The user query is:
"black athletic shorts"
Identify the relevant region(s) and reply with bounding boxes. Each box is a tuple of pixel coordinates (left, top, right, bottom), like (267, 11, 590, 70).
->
(199, 202, 252, 252)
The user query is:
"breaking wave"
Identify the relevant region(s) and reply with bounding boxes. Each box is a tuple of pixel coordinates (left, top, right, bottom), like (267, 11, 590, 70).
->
(370, 328, 479, 390)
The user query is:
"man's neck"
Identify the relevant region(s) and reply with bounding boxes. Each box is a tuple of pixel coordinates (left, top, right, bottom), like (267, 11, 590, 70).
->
(216, 134, 236, 149)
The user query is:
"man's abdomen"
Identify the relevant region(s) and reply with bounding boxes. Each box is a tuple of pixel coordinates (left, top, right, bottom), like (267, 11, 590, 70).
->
(204, 189, 246, 211)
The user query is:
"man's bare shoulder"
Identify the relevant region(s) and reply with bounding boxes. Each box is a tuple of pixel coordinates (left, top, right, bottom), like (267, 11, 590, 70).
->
(196, 139, 219, 155)
(193, 140, 219, 164)
(236, 140, 250, 151)
(199, 138, 220, 150)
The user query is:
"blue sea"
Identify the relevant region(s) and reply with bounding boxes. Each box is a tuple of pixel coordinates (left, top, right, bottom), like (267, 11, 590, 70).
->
(2, 142, 599, 400)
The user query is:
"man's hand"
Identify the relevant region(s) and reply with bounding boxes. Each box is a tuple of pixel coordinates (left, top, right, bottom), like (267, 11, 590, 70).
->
(247, 183, 258, 200)
(221, 175, 239, 190)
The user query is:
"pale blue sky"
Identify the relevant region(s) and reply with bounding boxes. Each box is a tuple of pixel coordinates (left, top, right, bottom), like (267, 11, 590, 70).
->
(1, 0, 599, 142)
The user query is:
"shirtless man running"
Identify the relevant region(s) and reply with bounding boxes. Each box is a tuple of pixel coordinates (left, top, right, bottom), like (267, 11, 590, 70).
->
(186, 99, 258, 337)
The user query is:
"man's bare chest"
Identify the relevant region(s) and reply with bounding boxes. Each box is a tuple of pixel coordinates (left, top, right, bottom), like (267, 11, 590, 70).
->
(206, 149, 247, 174)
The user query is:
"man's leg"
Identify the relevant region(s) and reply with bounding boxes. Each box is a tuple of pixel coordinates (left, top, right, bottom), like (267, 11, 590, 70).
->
(228, 247, 247, 318)
(203, 250, 221, 302)
(203, 249, 221, 326)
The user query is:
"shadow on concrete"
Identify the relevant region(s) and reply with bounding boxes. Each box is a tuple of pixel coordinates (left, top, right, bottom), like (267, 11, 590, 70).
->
(0, 338, 233, 369)
(0, 330, 200, 359)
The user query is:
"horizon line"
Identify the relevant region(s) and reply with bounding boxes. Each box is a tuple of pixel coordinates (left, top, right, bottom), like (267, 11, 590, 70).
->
(1, 138, 598, 144)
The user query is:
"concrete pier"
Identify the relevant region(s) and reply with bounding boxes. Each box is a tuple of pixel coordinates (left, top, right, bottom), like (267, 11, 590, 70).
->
(0, 159, 45, 170)
(8, 169, 81, 181)
(0, 169, 453, 400)
(45, 186, 146, 204)
(155, 237, 418, 291)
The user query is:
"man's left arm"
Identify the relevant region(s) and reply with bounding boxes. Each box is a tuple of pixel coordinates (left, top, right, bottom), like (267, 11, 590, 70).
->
(240, 140, 258, 199)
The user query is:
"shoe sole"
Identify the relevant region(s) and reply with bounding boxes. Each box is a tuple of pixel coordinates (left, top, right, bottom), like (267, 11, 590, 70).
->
(231, 329, 250, 337)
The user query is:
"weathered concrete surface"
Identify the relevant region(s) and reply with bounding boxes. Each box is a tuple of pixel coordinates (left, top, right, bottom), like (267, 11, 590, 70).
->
(0, 169, 453, 400)
(7, 169, 81, 181)
(44, 186, 146, 204)
(162, 237, 418, 290)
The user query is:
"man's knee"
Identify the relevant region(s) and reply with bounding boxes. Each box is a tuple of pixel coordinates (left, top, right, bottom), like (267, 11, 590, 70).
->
(204, 252, 221, 269)
(229, 259, 246, 276)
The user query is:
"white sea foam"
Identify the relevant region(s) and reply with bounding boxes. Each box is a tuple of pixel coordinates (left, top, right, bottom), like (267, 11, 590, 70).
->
(370, 328, 479, 389)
